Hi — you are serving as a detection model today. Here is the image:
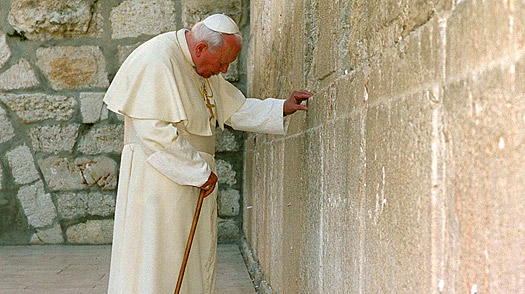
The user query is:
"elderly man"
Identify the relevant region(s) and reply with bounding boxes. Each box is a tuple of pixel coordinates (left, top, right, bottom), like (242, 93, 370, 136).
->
(103, 14, 311, 293)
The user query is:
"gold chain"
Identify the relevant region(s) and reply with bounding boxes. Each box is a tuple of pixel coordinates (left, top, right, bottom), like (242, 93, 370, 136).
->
(175, 32, 215, 120)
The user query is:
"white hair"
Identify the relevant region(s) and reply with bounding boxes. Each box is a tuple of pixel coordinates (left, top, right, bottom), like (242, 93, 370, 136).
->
(191, 21, 242, 52)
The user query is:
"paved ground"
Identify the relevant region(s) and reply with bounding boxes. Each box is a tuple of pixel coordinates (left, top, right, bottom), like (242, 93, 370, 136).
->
(0, 244, 255, 294)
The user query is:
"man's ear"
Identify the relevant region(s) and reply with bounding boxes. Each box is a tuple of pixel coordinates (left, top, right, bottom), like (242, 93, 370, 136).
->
(195, 42, 208, 57)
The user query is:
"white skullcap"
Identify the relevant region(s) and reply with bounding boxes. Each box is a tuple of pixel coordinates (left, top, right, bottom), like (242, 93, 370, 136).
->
(202, 14, 240, 34)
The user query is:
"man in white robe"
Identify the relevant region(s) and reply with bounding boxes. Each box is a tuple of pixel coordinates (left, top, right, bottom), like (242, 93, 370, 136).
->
(103, 14, 311, 294)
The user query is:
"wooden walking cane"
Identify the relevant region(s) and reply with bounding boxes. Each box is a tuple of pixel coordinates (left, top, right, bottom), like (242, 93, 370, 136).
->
(174, 188, 207, 294)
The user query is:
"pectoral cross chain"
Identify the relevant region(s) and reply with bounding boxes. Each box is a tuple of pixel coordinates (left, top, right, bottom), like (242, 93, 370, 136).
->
(202, 82, 215, 120)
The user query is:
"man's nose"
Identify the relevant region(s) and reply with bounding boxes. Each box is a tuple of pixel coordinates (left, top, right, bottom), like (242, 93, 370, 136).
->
(220, 64, 229, 73)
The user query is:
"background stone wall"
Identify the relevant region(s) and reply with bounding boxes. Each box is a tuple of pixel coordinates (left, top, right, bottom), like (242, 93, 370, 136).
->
(244, 0, 525, 293)
(0, 0, 249, 245)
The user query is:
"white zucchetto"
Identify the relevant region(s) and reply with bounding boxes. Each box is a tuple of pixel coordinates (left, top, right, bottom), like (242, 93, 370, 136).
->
(202, 14, 240, 34)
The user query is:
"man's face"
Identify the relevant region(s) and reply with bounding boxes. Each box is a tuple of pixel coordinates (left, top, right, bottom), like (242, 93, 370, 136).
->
(194, 34, 241, 79)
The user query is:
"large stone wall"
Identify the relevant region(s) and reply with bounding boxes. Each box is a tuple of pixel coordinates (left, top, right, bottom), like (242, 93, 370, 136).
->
(244, 0, 524, 293)
(0, 0, 249, 245)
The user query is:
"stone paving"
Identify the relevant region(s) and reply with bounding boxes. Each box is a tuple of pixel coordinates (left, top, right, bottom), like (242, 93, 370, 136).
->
(0, 244, 255, 293)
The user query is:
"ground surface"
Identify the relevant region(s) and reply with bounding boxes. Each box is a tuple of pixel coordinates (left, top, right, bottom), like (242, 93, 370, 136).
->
(0, 244, 255, 293)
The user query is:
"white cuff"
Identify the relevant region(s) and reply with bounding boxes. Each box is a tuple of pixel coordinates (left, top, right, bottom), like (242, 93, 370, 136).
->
(228, 98, 286, 135)
(146, 135, 211, 187)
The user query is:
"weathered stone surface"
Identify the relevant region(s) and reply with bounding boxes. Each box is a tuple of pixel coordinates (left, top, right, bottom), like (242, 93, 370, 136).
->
(6, 145, 39, 185)
(78, 125, 124, 154)
(0, 107, 15, 145)
(79, 157, 118, 190)
(57, 191, 116, 219)
(362, 92, 434, 293)
(446, 0, 511, 78)
(8, 0, 103, 41)
(66, 219, 113, 244)
(348, 0, 449, 68)
(216, 127, 239, 152)
(30, 225, 64, 244)
(29, 124, 80, 153)
(38, 156, 118, 191)
(118, 43, 143, 66)
(0, 32, 11, 69)
(444, 65, 525, 293)
(0, 93, 76, 123)
(80, 92, 108, 124)
(85, 192, 116, 217)
(218, 217, 239, 243)
(17, 181, 57, 228)
(218, 188, 240, 216)
(36, 46, 109, 90)
(56, 192, 86, 219)
(110, 0, 177, 39)
(0, 59, 39, 90)
(181, 0, 242, 28)
(216, 159, 236, 185)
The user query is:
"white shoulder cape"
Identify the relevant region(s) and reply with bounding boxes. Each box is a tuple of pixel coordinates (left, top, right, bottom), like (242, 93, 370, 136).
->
(103, 30, 245, 136)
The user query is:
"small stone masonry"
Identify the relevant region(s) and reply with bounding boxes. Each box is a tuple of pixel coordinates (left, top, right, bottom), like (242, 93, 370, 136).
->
(0, 0, 249, 245)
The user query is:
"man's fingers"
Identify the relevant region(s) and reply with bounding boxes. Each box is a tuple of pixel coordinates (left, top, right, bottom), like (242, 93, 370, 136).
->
(293, 92, 312, 99)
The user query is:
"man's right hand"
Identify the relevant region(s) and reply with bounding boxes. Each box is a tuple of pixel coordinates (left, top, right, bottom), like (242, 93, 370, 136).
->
(200, 172, 218, 197)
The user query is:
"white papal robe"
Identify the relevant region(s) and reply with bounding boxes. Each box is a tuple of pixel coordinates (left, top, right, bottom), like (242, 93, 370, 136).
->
(103, 29, 287, 294)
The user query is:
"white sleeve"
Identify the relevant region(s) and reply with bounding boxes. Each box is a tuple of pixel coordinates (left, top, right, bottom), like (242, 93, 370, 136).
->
(227, 98, 288, 135)
(131, 118, 211, 187)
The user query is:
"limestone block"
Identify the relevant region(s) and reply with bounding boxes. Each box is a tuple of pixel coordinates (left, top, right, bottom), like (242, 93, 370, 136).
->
(320, 118, 364, 292)
(313, 0, 336, 82)
(0, 93, 76, 123)
(218, 188, 240, 216)
(349, 0, 449, 68)
(216, 159, 236, 185)
(368, 17, 443, 105)
(17, 181, 57, 228)
(218, 217, 239, 243)
(446, 0, 511, 78)
(38, 156, 118, 191)
(36, 46, 109, 90)
(29, 124, 80, 153)
(363, 91, 433, 293)
(516, 1, 525, 51)
(0, 107, 15, 145)
(222, 58, 239, 82)
(66, 219, 113, 244)
(0, 32, 11, 68)
(8, 0, 103, 40)
(110, 0, 177, 39)
(86, 192, 116, 217)
(80, 92, 108, 124)
(6, 145, 39, 185)
(78, 125, 124, 154)
(443, 65, 525, 293)
(30, 225, 64, 244)
(56, 192, 87, 219)
(286, 132, 320, 294)
(57, 191, 116, 219)
(118, 43, 143, 66)
(216, 127, 239, 152)
(0, 59, 39, 90)
(181, 0, 242, 28)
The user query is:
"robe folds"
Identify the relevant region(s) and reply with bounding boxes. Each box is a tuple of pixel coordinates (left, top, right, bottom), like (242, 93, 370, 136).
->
(104, 29, 287, 294)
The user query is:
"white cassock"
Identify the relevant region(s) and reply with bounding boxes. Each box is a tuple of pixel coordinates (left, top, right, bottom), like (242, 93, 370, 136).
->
(103, 29, 287, 294)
